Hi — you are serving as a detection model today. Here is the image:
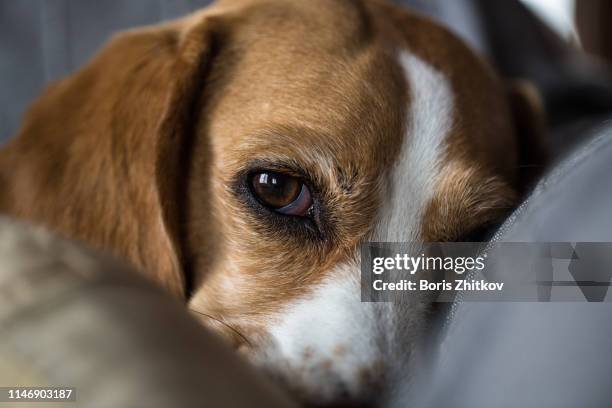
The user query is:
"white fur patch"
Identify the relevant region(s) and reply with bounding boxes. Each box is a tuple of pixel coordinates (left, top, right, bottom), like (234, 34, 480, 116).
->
(258, 261, 390, 402)
(375, 52, 454, 241)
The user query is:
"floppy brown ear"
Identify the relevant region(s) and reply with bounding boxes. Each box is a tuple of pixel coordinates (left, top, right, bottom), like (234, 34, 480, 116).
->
(507, 79, 550, 194)
(0, 13, 220, 298)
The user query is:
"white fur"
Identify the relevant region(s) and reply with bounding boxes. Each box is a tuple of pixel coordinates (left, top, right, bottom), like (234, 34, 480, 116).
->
(260, 262, 388, 402)
(258, 52, 455, 403)
(375, 52, 454, 242)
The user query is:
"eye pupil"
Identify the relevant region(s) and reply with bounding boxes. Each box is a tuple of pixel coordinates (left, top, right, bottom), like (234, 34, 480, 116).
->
(251, 171, 301, 209)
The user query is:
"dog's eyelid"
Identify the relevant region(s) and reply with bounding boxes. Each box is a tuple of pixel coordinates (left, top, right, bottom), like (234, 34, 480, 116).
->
(276, 184, 313, 216)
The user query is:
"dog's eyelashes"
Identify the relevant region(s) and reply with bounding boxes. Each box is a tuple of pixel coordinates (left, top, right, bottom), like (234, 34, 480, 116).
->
(250, 171, 313, 216)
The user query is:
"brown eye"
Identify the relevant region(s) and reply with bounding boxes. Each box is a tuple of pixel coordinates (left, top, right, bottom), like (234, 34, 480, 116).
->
(250, 171, 312, 216)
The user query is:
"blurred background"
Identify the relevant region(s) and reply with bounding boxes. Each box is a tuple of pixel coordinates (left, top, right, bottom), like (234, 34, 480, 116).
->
(1, 0, 611, 144)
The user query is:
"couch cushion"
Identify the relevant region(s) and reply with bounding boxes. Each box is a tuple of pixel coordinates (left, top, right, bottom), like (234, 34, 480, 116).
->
(395, 120, 612, 408)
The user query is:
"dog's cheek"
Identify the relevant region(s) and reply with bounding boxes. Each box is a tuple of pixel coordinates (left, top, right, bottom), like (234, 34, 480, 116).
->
(421, 161, 517, 242)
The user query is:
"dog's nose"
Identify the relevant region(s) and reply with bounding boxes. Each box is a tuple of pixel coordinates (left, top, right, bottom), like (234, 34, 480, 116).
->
(308, 399, 377, 408)
(295, 366, 385, 408)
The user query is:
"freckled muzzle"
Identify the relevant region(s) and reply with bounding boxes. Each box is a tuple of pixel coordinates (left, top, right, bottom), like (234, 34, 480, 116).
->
(251, 337, 389, 406)
(237, 265, 423, 407)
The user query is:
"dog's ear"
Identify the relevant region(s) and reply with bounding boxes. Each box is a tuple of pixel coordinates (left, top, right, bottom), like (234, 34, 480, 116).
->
(0, 13, 223, 298)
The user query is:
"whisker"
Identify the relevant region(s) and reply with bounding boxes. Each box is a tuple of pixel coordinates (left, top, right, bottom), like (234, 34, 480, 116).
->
(190, 309, 252, 348)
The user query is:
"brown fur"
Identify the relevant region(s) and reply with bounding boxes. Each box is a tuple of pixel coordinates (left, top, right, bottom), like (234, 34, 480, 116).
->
(0, 0, 532, 399)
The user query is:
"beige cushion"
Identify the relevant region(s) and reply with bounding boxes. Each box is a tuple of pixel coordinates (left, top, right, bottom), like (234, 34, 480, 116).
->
(0, 218, 294, 408)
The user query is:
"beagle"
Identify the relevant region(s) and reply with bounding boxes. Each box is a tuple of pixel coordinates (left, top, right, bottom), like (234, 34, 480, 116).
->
(0, 0, 536, 405)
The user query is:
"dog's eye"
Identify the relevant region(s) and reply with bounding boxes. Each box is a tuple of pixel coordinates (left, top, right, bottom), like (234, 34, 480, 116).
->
(250, 171, 312, 216)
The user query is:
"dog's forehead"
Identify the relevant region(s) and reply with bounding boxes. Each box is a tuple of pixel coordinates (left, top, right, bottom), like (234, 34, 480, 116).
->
(212, 10, 401, 139)
(206, 3, 413, 183)
(204, 0, 515, 199)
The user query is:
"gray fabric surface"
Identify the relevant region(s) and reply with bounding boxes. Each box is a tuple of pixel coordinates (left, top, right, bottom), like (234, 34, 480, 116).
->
(400, 122, 612, 408)
(0, 0, 214, 143)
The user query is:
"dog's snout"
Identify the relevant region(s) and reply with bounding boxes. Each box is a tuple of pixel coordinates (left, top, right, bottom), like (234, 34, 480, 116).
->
(312, 360, 386, 405)
(252, 338, 388, 406)
(242, 265, 413, 406)
(309, 399, 377, 408)
(306, 368, 384, 408)
(296, 368, 383, 408)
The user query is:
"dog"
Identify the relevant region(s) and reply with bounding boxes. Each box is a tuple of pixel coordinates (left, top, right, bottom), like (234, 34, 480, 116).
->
(0, 0, 543, 405)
